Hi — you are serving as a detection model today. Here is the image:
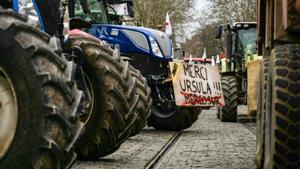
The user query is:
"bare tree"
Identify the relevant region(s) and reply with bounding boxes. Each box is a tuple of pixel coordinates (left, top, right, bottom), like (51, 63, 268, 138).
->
(208, 0, 256, 25)
(133, 0, 194, 41)
(184, 23, 223, 57)
(184, 0, 256, 57)
(133, 0, 193, 27)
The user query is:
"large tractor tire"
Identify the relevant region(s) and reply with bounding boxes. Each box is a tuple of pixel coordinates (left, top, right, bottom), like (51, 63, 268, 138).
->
(220, 76, 238, 122)
(148, 107, 201, 131)
(264, 44, 300, 169)
(66, 36, 138, 159)
(129, 67, 152, 136)
(0, 11, 83, 169)
(256, 58, 268, 169)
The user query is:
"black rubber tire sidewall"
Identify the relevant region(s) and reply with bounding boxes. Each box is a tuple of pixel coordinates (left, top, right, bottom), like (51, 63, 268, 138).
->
(148, 106, 201, 131)
(0, 29, 47, 169)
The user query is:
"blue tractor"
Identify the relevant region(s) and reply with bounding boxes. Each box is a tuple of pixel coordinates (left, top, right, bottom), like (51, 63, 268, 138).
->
(0, 0, 148, 168)
(70, 0, 202, 131)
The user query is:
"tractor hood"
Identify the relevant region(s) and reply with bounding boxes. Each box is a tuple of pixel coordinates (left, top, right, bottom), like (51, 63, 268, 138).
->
(88, 24, 173, 60)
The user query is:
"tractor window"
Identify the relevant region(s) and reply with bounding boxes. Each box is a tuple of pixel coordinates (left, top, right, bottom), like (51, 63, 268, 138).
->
(74, 0, 108, 24)
(236, 27, 257, 54)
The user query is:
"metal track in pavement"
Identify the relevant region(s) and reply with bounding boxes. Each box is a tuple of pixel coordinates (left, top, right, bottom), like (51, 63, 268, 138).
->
(145, 131, 182, 169)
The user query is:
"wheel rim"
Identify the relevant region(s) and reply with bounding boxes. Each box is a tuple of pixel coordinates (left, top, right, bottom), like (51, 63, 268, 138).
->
(0, 67, 18, 159)
(80, 72, 94, 124)
(152, 100, 177, 119)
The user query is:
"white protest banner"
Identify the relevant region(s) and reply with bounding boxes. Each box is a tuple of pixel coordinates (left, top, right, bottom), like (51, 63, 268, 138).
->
(169, 61, 225, 107)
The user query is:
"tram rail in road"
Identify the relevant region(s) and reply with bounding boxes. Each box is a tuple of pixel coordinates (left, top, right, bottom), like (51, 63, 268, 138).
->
(145, 131, 182, 169)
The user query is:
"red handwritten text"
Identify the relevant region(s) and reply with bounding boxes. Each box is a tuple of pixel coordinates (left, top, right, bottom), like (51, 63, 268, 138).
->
(181, 92, 224, 106)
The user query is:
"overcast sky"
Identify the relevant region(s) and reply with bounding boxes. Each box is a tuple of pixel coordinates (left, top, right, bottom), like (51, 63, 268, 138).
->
(194, 0, 209, 11)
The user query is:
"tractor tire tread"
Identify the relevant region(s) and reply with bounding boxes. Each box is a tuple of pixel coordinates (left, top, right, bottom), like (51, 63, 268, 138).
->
(220, 76, 238, 122)
(271, 44, 300, 169)
(129, 66, 152, 136)
(0, 10, 83, 169)
(68, 37, 138, 159)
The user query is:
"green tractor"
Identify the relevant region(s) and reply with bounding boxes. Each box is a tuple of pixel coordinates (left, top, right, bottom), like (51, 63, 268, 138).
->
(0, 0, 149, 168)
(216, 22, 259, 122)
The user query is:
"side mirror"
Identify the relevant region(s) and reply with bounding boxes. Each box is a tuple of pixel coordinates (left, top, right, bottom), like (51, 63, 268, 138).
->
(182, 50, 185, 58)
(215, 26, 223, 39)
(128, 10, 134, 18)
(127, 3, 134, 17)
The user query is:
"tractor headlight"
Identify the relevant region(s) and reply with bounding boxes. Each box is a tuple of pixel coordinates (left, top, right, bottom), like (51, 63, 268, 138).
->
(19, 0, 40, 25)
(150, 37, 163, 58)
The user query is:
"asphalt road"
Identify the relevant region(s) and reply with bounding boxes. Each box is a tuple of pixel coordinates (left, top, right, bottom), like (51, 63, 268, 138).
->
(73, 108, 256, 169)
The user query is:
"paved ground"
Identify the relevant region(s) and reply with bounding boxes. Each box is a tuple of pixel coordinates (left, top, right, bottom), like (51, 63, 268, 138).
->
(73, 109, 256, 169)
(158, 110, 256, 169)
(72, 129, 177, 169)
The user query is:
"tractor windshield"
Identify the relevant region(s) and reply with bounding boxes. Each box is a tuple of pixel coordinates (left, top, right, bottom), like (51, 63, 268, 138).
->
(236, 27, 257, 54)
(74, 0, 108, 23)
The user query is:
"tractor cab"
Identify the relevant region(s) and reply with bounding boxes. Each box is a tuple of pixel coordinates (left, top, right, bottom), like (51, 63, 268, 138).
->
(222, 22, 257, 73)
(232, 22, 257, 71)
(71, 0, 108, 24)
(69, 0, 173, 76)
(232, 23, 257, 55)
